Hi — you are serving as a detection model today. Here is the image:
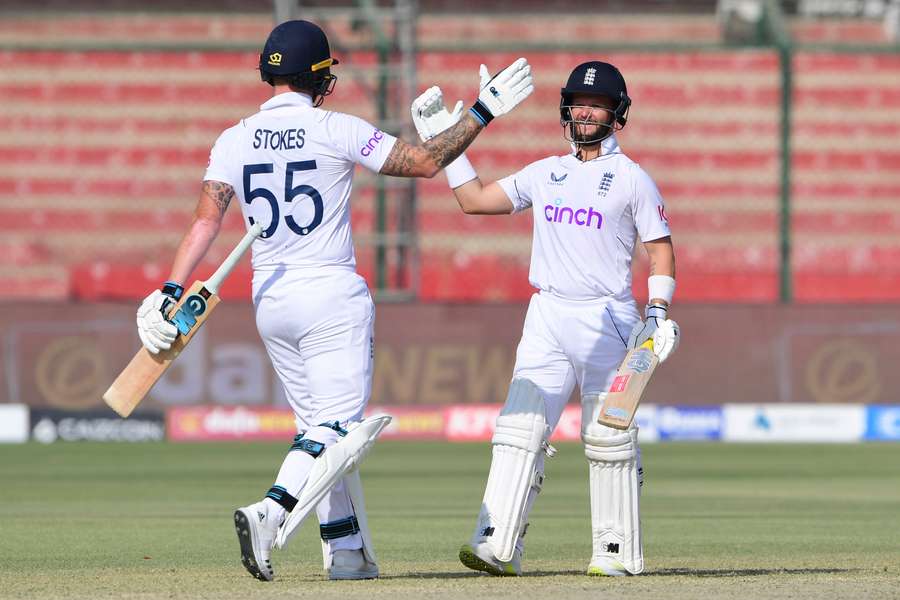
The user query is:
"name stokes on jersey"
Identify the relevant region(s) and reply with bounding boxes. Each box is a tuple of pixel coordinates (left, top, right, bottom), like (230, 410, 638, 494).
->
(253, 128, 306, 150)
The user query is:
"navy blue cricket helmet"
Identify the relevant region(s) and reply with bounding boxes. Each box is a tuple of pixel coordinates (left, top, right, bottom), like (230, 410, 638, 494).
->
(559, 61, 631, 144)
(259, 20, 339, 106)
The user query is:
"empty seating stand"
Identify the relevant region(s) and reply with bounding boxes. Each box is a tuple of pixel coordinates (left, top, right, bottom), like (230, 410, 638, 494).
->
(1, 13, 897, 302)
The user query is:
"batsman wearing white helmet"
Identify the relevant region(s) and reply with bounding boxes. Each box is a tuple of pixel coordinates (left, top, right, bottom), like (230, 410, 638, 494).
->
(411, 61, 679, 577)
(133, 20, 533, 582)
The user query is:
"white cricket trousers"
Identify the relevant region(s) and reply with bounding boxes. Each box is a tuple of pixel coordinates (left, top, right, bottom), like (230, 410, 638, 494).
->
(513, 291, 642, 430)
(253, 266, 374, 554)
(252, 266, 374, 430)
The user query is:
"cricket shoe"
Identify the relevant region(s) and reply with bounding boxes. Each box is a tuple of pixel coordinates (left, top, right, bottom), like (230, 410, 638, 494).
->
(458, 542, 522, 576)
(586, 556, 630, 577)
(327, 549, 379, 580)
(234, 501, 280, 581)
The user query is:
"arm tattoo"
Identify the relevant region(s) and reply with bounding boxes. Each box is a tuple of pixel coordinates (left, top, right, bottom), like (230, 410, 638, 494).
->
(203, 180, 234, 216)
(422, 115, 483, 168)
(380, 139, 419, 176)
(380, 114, 483, 177)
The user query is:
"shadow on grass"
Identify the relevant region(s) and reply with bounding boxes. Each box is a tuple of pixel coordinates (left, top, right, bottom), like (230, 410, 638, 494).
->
(379, 567, 859, 580)
(646, 567, 860, 577)
(381, 569, 584, 579)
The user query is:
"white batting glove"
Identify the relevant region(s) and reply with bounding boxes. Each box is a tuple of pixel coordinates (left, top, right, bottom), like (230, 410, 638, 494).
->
(411, 85, 464, 142)
(468, 57, 534, 126)
(136, 288, 179, 354)
(627, 304, 680, 363)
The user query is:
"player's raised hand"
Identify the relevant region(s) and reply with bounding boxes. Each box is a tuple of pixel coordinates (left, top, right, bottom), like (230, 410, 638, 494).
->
(469, 57, 534, 125)
(411, 85, 464, 142)
(627, 305, 680, 363)
(136, 286, 179, 354)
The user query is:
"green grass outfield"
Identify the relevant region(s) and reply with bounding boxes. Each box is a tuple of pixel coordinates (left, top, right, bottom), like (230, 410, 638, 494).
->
(1, 441, 898, 600)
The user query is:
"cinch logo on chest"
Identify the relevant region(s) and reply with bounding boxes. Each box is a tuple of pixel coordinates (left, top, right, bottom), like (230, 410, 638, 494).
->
(544, 198, 603, 229)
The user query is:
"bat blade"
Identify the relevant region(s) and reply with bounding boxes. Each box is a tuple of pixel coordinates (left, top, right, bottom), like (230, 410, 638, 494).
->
(597, 340, 659, 430)
(103, 281, 220, 417)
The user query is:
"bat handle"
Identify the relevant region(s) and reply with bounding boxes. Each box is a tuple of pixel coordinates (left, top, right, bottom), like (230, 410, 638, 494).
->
(204, 222, 264, 294)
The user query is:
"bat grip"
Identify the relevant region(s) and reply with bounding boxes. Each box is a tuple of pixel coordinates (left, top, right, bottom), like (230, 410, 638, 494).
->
(204, 222, 264, 294)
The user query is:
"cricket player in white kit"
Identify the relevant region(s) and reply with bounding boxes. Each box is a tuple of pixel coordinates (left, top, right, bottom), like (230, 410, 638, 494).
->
(411, 61, 680, 576)
(133, 20, 534, 582)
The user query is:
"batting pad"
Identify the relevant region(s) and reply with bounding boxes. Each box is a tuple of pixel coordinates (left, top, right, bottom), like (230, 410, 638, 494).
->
(319, 470, 378, 571)
(472, 378, 550, 563)
(582, 421, 643, 574)
(275, 415, 391, 550)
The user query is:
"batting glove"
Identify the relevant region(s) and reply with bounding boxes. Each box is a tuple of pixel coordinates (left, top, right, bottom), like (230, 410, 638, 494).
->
(627, 304, 680, 363)
(468, 57, 534, 126)
(411, 85, 464, 142)
(136, 281, 182, 354)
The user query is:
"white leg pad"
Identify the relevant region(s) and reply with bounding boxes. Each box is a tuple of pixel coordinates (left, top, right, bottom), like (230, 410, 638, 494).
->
(471, 378, 551, 563)
(582, 414, 643, 575)
(274, 415, 391, 550)
(318, 470, 378, 571)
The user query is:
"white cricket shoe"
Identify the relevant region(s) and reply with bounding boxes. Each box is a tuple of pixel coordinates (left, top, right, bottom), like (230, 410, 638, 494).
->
(234, 501, 279, 581)
(327, 549, 379, 580)
(587, 556, 630, 577)
(458, 542, 522, 576)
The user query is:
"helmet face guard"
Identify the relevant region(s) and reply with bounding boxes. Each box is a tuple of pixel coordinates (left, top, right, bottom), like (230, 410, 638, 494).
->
(258, 20, 339, 106)
(559, 91, 630, 145)
(558, 61, 631, 147)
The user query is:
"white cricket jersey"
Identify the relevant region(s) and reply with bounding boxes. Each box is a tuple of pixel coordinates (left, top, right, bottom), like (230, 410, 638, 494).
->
(498, 135, 671, 301)
(203, 92, 397, 272)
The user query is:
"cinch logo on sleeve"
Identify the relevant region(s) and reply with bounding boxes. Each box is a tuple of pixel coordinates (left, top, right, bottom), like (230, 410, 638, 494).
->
(544, 198, 603, 229)
(360, 129, 385, 157)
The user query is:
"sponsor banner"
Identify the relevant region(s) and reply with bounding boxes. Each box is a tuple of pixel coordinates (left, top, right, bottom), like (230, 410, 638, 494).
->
(167, 405, 450, 442)
(553, 405, 582, 442)
(6, 303, 900, 409)
(30, 409, 165, 443)
(656, 406, 722, 441)
(634, 404, 659, 442)
(375, 406, 446, 440)
(0, 404, 29, 443)
(168, 406, 296, 441)
(865, 405, 900, 441)
(723, 404, 866, 442)
(443, 403, 658, 443)
(444, 404, 501, 442)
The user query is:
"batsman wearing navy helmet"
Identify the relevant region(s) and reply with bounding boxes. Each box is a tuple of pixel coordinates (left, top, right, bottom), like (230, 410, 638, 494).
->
(412, 61, 680, 576)
(132, 19, 534, 582)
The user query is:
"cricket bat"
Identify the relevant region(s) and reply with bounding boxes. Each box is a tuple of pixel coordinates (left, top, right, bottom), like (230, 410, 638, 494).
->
(597, 338, 659, 430)
(103, 222, 263, 417)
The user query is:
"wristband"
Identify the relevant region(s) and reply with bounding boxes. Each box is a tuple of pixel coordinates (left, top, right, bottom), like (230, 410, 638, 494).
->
(445, 153, 478, 189)
(161, 280, 184, 301)
(468, 101, 494, 126)
(646, 303, 668, 320)
(647, 275, 675, 305)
